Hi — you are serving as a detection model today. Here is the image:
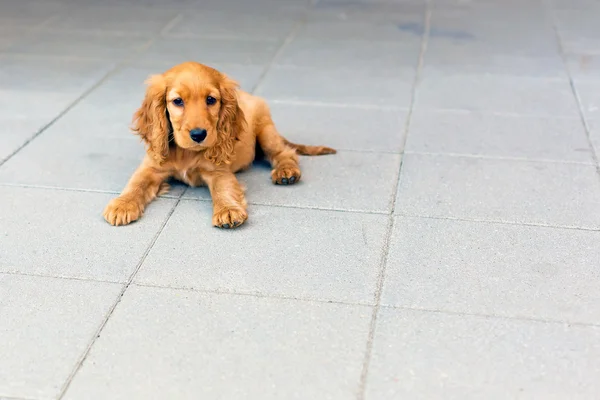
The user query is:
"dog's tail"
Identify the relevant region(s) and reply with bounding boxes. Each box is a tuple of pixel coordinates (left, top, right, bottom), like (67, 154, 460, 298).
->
(283, 138, 337, 156)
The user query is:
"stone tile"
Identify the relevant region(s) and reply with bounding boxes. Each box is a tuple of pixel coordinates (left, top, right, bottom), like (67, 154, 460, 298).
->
(382, 217, 600, 324)
(0, 3, 60, 29)
(0, 273, 122, 399)
(422, 41, 566, 78)
(588, 118, 599, 154)
(63, 285, 371, 400)
(566, 53, 600, 81)
(429, 7, 558, 57)
(555, 9, 600, 53)
(268, 103, 407, 153)
(164, 10, 298, 40)
(134, 37, 279, 67)
(0, 187, 176, 282)
(415, 74, 580, 116)
(309, 0, 425, 21)
(257, 66, 415, 107)
(297, 16, 425, 42)
(365, 308, 600, 399)
(0, 118, 51, 162)
(0, 121, 150, 192)
(550, 0, 600, 9)
(0, 89, 80, 121)
(395, 154, 600, 228)
(276, 39, 420, 71)
(0, 133, 27, 163)
(574, 80, 600, 120)
(0, 0, 65, 20)
(184, 151, 401, 213)
(0, 56, 115, 92)
(43, 5, 179, 35)
(0, 26, 21, 50)
(4, 31, 150, 59)
(183, 0, 310, 17)
(405, 110, 593, 163)
(135, 202, 388, 303)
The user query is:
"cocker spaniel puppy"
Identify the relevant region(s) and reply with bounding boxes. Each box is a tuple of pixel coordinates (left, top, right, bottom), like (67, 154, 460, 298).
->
(103, 61, 335, 229)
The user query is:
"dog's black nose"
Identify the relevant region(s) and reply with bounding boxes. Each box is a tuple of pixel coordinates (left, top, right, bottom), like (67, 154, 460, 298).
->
(190, 128, 207, 143)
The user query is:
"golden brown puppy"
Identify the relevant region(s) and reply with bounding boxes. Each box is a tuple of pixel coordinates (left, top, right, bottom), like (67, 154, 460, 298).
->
(103, 61, 335, 229)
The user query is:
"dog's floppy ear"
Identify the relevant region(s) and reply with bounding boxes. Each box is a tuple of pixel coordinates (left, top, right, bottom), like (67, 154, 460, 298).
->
(132, 74, 169, 164)
(204, 74, 246, 165)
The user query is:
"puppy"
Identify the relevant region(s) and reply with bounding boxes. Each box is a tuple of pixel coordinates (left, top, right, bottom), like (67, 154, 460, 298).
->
(103, 61, 336, 229)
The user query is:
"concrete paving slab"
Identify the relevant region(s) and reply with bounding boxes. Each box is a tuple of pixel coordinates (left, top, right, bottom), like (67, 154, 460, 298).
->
(395, 153, 600, 229)
(0, 273, 122, 399)
(422, 41, 566, 78)
(42, 5, 179, 35)
(0, 124, 151, 193)
(0, 186, 176, 282)
(382, 216, 600, 324)
(4, 31, 150, 60)
(276, 39, 421, 71)
(62, 285, 371, 400)
(134, 37, 280, 67)
(0, 118, 51, 162)
(135, 201, 388, 303)
(164, 10, 298, 41)
(574, 80, 600, 120)
(256, 66, 416, 107)
(0, 56, 114, 92)
(415, 74, 580, 117)
(296, 16, 425, 42)
(268, 102, 407, 153)
(405, 110, 593, 163)
(365, 308, 600, 399)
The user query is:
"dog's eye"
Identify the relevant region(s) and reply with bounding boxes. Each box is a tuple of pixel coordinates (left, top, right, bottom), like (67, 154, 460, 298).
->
(172, 98, 184, 107)
(206, 96, 217, 106)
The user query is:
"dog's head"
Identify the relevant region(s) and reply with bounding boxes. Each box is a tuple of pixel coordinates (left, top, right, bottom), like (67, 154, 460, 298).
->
(132, 62, 245, 165)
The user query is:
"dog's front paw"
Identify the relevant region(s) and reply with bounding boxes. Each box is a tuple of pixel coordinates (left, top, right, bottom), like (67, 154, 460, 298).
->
(103, 198, 142, 226)
(213, 206, 248, 229)
(271, 166, 301, 185)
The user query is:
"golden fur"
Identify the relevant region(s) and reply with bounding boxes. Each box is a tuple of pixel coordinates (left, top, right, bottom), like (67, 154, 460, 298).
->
(103, 61, 336, 229)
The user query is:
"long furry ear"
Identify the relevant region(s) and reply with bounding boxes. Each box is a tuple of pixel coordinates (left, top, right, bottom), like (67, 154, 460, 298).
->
(131, 74, 169, 164)
(204, 75, 246, 165)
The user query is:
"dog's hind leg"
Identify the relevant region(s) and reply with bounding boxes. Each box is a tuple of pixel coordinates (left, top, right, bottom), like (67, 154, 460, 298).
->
(256, 122, 302, 185)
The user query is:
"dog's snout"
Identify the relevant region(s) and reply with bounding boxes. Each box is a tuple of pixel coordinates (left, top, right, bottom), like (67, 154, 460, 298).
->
(190, 128, 207, 143)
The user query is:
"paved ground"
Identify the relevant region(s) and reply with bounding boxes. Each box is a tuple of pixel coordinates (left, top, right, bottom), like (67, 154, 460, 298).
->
(1, 0, 600, 398)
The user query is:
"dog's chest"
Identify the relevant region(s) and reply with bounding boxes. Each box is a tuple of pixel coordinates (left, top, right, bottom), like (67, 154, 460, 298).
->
(175, 167, 204, 187)
(172, 157, 206, 187)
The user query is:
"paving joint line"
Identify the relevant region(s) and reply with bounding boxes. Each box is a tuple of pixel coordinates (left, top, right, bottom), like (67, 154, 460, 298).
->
(545, 1, 600, 175)
(413, 107, 586, 118)
(132, 282, 375, 308)
(0, 395, 37, 400)
(250, 15, 307, 94)
(381, 304, 600, 328)
(178, 197, 391, 215)
(57, 191, 183, 399)
(0, 184, 391, 215)
(268, 99, 409, 110)
(56, 16, 187, 398)
(357, 2, 432, 398)
(0, 270, 123, 285)
(396, 213, 600, 232)
(405, 150, 598, 166)
(0, 182, 184, 199)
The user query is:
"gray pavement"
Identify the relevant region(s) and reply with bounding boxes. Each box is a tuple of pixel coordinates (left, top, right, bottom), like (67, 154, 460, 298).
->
(1, 0, 599, 399)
